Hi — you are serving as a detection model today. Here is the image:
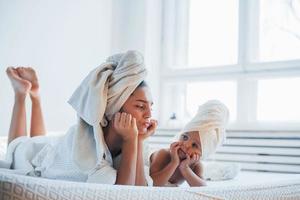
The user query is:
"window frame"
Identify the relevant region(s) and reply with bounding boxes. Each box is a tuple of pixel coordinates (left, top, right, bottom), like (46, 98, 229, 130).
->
(159, 0, 300, 131)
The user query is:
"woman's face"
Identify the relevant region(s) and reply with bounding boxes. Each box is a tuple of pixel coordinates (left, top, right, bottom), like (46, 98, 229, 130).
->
(178, 131, 202, 159)
(120, 86, 153, 134)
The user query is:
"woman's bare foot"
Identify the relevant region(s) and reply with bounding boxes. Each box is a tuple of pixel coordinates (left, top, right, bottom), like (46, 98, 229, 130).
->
(16, 67, 40, 98)
(6, 67, 32, 97)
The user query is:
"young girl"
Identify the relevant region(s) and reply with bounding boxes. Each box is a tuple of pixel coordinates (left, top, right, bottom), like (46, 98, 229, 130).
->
(150, 100, 229, 187)
(3, 51, 157, 185)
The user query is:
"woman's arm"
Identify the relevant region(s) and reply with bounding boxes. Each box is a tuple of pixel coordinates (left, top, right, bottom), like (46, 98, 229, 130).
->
(135, 140, 147, 186)
(135, 119, 157, 186)
(116, 138, 138, 185)
(113, 113, 139, 185)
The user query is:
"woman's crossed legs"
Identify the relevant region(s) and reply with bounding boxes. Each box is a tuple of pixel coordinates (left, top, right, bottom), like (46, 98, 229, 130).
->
(6, 67, 46, 145)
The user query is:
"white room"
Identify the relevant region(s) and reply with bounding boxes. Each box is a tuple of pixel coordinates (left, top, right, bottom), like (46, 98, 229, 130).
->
(0, 0, 300, 199)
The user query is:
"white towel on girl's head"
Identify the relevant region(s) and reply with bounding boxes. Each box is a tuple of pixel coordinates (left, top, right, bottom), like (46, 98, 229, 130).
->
(0, 51, 153, 185)
(178, 100, 229, 159)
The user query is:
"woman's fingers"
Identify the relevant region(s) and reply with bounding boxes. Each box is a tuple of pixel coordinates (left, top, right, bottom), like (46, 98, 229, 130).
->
(124, 113, 128, 121)
(116, 112, 121, 122)
(126, 114, 132, 126)
(147, 119, 158, 134)
(117, 112, 135, 128)
(120, 113, 126, 127)
(131, 117, 137, 128)
(113, 112, 138, 140)
(114, 112, 130, 129)
(113, 112, 120, 128)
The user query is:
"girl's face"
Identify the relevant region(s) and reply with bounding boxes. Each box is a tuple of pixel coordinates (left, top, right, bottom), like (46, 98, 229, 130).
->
(120, 86, 153, 134)
(178, 131, 202, 159)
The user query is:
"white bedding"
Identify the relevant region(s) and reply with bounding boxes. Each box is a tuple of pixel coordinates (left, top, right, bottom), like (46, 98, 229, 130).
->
(1, 136, 300, 199)
(0, 171, 300, 200)
(206, 171, 300, 187)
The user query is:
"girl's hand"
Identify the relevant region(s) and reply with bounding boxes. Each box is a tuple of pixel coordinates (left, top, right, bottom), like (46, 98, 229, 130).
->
(179, 153, 200, 171)
(113, 112, 138, 142)
(169, 142, 181, 166)
(138, 119, 158, 141)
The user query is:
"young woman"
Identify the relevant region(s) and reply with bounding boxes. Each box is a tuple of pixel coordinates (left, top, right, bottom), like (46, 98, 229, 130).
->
(4, 51, 157, 185)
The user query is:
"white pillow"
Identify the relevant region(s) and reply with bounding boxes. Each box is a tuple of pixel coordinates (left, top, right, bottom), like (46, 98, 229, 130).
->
(203, 161, 241, 181)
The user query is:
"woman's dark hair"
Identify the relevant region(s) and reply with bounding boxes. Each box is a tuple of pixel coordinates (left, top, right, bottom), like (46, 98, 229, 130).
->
(127, 81, 148, 99)
(137, 80, 148, 88)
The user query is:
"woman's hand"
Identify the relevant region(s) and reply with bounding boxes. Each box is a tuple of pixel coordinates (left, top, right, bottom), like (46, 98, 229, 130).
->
(113, 112, 138, 142)
(138, 119, 158, 141)
(179, 153, 200, 171)
(169, 142, 181, 166)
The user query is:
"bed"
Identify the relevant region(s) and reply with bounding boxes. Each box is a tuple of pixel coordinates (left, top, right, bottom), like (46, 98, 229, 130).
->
(0, 131, 300, 200)
(0, 171, 300, 200)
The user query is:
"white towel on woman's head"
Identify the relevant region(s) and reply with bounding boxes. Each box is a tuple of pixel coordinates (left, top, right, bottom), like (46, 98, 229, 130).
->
(68, 50, 147, 171)
(179, 100, 229, 159)
(69, 51, 146, 127)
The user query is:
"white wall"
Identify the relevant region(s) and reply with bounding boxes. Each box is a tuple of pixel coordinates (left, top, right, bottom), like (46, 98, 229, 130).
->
(111, 0, 146, 53)
(111, 0, 163, 122)
(0, 0, 113, 135)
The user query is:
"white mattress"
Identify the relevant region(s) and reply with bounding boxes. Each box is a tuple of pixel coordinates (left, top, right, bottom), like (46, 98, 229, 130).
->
(1, 136, 300, 199)
(205, 171, 300, 187)
(0, 171, 300, 200)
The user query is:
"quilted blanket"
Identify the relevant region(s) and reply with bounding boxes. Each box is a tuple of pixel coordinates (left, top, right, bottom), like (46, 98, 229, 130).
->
(0, 172, 299, 200)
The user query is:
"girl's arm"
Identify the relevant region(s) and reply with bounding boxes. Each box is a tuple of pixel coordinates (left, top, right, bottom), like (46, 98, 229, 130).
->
(150, 143, 181, 186)
(180, 160, 206, 187)
(151, 160, 178, 186)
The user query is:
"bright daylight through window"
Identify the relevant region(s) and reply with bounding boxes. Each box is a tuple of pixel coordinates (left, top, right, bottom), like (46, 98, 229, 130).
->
(161, 0, 300, 130)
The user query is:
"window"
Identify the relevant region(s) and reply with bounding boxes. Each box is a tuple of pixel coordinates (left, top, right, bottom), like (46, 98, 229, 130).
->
(259, 0, 300, 62)
(160, 0, 300, 130)
(186, 81, 237, 121)
(257, 77, 300, 121)
(188, 0, 238, 67)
